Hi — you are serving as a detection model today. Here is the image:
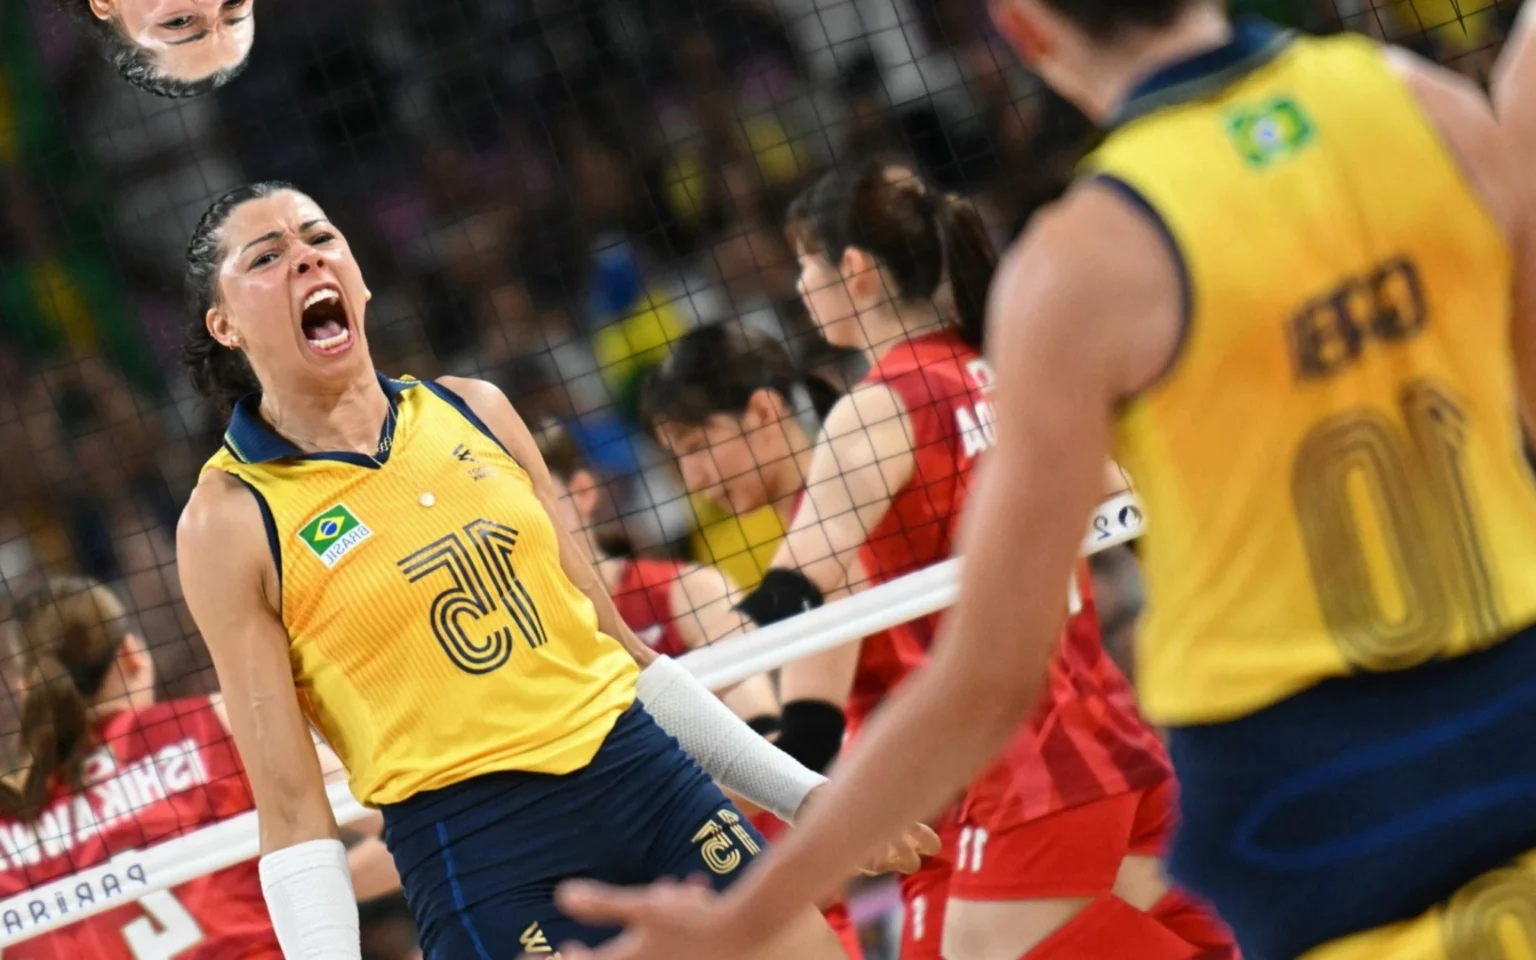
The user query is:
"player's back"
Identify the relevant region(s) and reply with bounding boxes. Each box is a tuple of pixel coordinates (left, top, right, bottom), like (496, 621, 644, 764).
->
(0, 697, 280, 959)
(1089, 21, 1536, 726)
(861, 329, 995, 649)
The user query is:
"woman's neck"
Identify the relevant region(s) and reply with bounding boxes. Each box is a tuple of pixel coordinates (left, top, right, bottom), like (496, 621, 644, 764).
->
(859, 299, 947, 366)
(260, 375, 390, 456)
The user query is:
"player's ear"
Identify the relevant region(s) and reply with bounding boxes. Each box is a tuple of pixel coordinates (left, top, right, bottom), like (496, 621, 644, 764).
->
(991, 0, 1051, 65)
(206, 306, 241, 351)
(570, 470, 600, 522)
(119, 633, 152, 683)
(839, 247, 885, 304)
(743, 387, 786, 431)
(87, 0, 114, 21)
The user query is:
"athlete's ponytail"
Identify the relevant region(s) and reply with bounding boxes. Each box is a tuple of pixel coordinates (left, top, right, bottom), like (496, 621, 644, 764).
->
(182, 181, 298, 414)
(1, 578, 129, 821)
(787, 161, 999, 349)
(937, 193, 999, 350)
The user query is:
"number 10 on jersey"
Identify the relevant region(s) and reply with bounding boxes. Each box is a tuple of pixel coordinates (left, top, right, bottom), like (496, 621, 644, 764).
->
(1293, 381, 1500, 671)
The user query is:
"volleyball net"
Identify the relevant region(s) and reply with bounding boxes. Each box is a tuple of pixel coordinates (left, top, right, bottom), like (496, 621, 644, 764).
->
(0, 493, 1143, 948)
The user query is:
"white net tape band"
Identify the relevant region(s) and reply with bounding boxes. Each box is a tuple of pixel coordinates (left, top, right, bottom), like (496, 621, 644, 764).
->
(0, 495, 1143, 946)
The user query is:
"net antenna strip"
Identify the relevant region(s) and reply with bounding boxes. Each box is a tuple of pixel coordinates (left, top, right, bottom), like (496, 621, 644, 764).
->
(0, 494, 1144, 946)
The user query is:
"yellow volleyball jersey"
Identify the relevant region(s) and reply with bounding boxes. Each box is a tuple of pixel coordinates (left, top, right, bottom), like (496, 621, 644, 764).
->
(1086, 21, 1536, 725)
(202, 374, 637, 805)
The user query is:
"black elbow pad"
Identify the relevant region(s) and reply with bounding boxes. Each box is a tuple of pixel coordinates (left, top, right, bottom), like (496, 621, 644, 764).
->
(736, 568, 825, 628)
(773, 699, 846, 774)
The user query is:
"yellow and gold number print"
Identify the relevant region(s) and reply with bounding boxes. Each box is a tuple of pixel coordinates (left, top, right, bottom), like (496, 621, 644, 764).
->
(692, 810, 762, 876)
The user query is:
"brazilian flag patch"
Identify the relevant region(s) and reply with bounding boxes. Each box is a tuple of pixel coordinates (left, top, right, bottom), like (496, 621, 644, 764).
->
(298, 503, 372, 568)
(1225, 97, 1314, 168)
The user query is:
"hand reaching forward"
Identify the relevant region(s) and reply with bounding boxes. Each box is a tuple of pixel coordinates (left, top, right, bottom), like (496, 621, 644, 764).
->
(553, 878, 748, 960)
(795, 784, 942, 876)
(856, 817, 941, 875)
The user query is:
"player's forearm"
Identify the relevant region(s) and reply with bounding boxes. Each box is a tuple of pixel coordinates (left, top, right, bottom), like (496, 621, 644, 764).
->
(257, 781, 343, 854)
(722, 641, 1037, 937)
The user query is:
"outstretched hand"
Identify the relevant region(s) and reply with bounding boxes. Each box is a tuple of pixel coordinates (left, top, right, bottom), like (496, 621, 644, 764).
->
(857, 819, 942, 876)
(795, 784, 942, 876)
(548, 877, 749, 960)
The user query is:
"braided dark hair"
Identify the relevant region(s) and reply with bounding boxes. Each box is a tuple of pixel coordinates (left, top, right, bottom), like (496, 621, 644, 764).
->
(55, 0, 249, 98)
(182, 181, 297, 412)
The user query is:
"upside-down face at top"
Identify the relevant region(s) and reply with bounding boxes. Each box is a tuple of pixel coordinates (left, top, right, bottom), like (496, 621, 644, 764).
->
(83, 0, 254, 96)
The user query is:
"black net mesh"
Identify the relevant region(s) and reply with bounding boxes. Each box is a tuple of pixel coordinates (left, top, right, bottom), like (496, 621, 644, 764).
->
(0, 0, 1526, 956)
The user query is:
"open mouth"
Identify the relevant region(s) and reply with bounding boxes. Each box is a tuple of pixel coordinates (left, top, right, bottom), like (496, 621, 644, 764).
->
(300, 287, 352, 354)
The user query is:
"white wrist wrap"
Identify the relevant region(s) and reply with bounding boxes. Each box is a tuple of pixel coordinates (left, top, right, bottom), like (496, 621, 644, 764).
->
(259, 839, 362, 960)
(637, 656, 827, 822)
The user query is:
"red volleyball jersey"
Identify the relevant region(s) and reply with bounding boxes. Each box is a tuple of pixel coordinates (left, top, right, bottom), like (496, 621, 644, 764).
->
(613, 558, 692, 657)
(968, 567, 1173, 824)
(858, 330, 994, 650)
(0, 697, 281, 960)
(863, 330, 1170, 820)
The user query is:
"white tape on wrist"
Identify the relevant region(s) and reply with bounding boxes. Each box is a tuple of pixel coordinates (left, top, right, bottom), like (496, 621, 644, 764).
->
(637, 656, 826, 822)
(259, 839, 362, 960)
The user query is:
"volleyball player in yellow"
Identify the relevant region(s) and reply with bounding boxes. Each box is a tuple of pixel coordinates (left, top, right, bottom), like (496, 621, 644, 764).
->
(556, 3, 1536, 960)
(173, 182, 932, 960)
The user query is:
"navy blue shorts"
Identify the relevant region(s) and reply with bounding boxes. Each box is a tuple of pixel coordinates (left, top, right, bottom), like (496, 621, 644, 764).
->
(1167, 622, 1536, 960)
(380, 703, 767, 959)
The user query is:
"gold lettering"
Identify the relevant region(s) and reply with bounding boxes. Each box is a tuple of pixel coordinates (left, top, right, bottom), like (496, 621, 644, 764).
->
(1443, 865, 1536, 959)
(520, 921, 555, 955)
(718, 810, 761, 856)
(691, 819, 742, 876)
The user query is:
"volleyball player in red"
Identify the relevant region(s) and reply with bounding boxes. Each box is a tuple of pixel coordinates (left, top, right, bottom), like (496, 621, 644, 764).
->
(580, 162, 1234, 960)
(0, 577, 395, 959)
(533, 423, 866, 960)
(642, 322, 942, 958)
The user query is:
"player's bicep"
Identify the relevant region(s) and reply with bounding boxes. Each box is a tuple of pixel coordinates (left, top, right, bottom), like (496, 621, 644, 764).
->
(178, 478, 336, 851)
(670, 565, 744, 648)
(939, 199, 1139, 693)
(774, 388, 914, 584)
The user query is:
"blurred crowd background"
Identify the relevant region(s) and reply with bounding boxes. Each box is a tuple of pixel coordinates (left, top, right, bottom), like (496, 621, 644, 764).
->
(0, 0, 1522, 954)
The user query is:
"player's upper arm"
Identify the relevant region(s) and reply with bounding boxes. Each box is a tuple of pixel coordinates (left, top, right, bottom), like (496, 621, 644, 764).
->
(178, 472, 336, 852)
(934, 187, 1168, 703)
(1391, 49, 1536, 432)
(772, 384, 916, 591)
(1492, 4, 1536, 135)
(670, 563, 746, 649)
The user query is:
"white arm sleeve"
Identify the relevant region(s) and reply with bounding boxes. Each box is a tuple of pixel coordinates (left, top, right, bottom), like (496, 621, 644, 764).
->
(259, 839, 362, 960)
(637, 656, 826, 822)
